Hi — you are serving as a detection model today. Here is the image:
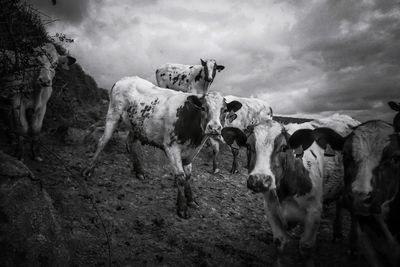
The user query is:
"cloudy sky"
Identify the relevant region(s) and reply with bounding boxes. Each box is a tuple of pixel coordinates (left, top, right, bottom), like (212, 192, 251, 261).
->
(30, 0, 400, 122)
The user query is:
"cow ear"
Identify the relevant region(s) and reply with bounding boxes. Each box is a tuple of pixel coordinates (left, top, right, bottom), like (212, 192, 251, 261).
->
(187, 95, 204, 111)
(216, 65, 225, 72)
(227, 113, 237, 123)
(227, 100, 242, 112)
(289, 129, 314, 152)
(200, 58, 206, 66)
(312, 127, 345, 156)
(388, 101, 400, 112)
(221, 127, 247, 148)
(67, 56, 76, 66)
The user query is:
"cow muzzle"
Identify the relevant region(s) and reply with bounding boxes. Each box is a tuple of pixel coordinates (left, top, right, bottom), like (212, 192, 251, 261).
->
(247, 174, 272, 193)
(205, 123, 222, 136)
(351, 191, 379, 215)
(38, 76, 52, 87)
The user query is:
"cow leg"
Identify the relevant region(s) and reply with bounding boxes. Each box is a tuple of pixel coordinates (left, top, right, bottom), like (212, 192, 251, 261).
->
(348, 212, 359, 256)
(332, 198, 344, 242)
(126, 131, 146, 180)
(164, 146, 189, 219)
(30, 104, 47, 162)
(209, 138, 220, 173)
(82, 111, 119, 177)
(230, 147, 240, 174)
(183, 163, 199, 208)
(299, 206, 322, 267)
(12, 96, 28, 161)
(30, 87, 52, 162)
(264, 192, 289, 267)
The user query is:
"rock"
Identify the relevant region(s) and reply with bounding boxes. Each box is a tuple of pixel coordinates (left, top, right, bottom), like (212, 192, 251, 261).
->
(0, 151, 70, 266)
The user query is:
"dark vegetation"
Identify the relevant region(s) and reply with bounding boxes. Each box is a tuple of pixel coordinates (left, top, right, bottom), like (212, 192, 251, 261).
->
(0, 2, 367, 266)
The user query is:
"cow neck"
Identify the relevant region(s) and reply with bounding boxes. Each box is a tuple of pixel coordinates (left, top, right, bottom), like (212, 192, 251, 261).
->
(275, 133, 313, 199)
(173, 96, 206, 147)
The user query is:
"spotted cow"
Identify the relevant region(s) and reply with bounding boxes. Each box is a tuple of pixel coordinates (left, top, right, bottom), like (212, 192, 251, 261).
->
(222, 119, 346, 267)
(82, 76, 242, 218)
(208, 95, 273, 174)
(0, 43, 76, 161)
(155, 59, 225, 95)
(341, 102, 400, 266)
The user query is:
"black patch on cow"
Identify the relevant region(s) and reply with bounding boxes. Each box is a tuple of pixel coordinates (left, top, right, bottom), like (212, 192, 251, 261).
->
(227, 100, 242, 112)
(181, 74, 187, 80)
(166, 85, 169, 89)
(289, 129, 314, 151)
(189, 66, 194, 69)
(172, 74, 180, 84)
(272, 133, 313, 198)
(221, 127, 247, 147)
(313, 127, 345, 151)
(186, 79, 189, 83)
(173, 95, 205, 147)
(194, 69, 203, 82)
(289, 128, 345, 152)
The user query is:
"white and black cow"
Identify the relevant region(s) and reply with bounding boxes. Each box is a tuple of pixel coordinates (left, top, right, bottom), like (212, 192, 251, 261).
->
(221, 119, 345, 267)
(209, 95, 273, 174)
(340, 102, 400, 267)
(1, 43, 76, 161)
(82, 76, 242, 218)
(155, 59, 225, 95)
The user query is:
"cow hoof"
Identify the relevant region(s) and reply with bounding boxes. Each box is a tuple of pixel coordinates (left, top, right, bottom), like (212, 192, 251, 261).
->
(136, 173, 146, 180)
(188, 200, 200, 209)
(82, 167, 94, 177)
(177, 208, 190, 219)
(213, 168, 220, 174)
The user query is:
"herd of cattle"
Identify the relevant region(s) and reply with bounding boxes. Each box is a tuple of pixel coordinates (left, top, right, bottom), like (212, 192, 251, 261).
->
(1, 42, 400, 267)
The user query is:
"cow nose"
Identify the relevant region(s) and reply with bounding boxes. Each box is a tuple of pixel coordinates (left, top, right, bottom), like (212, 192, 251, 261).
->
(38, 76, 51, 87)
(353, 191, 374, 214)
(247, 175, 272, 193)
(206, 124, 222, 135)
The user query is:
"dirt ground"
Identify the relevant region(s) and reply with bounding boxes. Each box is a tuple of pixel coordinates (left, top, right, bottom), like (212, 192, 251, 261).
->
(0, 128, 367, 267)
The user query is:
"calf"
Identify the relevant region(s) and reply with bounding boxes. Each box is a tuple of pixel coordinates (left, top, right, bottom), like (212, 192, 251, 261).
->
(82, 76, 242, 218)
(342, 102, 400, 266)
(222, 120, 345, 267)
(1, 43, 76, 161)
(209, 95, 273, 174)
(155, 59, 224, 95)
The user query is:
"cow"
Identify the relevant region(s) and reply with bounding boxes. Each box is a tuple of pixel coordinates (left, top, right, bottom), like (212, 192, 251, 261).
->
(221, 119, 347, 267)
(208, 95, 273, 174)
(340, 102, 400, 267)
(155, 59, 225, 95)
(0, 42, 76, 161)
(82, 76, 242, 218)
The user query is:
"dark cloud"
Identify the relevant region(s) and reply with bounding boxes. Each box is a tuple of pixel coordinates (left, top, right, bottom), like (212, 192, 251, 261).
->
(32, 0, 400, 123)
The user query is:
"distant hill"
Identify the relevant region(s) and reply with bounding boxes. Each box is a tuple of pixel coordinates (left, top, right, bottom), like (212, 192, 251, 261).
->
(273, 115, 313, 124)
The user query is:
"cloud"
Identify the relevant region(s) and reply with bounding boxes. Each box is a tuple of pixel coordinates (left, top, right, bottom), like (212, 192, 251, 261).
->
(31, 0, 400, 122)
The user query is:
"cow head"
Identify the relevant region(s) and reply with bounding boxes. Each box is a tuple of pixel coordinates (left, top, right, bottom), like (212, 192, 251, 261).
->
(200, 59, 225, 83)
(222, 121, 344, 195)
(343, 120, 398, 215)
(200, 91, 242, 136)
(35, 43, 76, 88)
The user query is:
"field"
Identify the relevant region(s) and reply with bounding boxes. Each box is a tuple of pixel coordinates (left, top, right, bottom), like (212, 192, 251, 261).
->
(0, 124, 367, 266)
